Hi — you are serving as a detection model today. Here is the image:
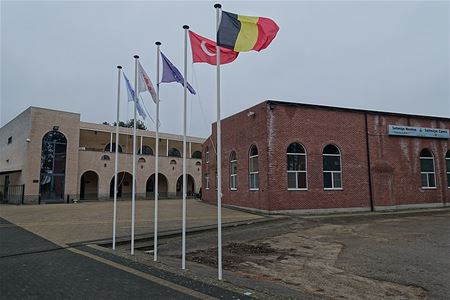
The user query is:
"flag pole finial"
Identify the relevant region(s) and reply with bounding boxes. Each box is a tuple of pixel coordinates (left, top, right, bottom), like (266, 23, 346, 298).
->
(183, 25, 189, 29)
(134, 55, 139, 59)
(214, 3, 221, 8)
(117, 65, 122, 69)
(155, 41, 161, 46)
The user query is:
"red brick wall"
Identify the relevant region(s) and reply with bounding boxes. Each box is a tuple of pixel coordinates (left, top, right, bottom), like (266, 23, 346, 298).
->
(202, 100, 450, 211)
(367, 114, 450, 207)
(266, 103, 371, 210)
(202, 102, 270, 210)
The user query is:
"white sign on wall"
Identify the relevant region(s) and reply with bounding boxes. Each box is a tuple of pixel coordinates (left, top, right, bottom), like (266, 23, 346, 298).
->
(388, 125, 449, 139)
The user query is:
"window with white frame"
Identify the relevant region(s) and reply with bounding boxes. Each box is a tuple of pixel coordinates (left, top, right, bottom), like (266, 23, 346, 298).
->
(215, 173, 218, 190)
(287, 143, 307, 190)
(323, 145, 342, 189)
(446, 151, 450, 188)
(230, 151, 237, 190)
(205, 174, 210, 190)
(249, 145, 259, 190)
(420, 149, 436, 188)
(205, 146, 209, 163)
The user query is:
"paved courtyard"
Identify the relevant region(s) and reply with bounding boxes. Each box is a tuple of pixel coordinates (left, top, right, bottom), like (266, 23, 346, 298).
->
(0, 199, 264, 246)
(1, 200, 449, 299)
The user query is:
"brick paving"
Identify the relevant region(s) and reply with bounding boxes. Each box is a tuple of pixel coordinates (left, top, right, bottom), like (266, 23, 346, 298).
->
(0, 218, 195, 300)
(0, 199, 264, 246)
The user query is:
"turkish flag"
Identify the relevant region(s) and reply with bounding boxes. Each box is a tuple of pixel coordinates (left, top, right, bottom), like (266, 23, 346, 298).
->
(189, 31, 239, 65)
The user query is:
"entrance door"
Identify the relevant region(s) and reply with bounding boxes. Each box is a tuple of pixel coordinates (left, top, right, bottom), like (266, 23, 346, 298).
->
(39, 131, 67, 202)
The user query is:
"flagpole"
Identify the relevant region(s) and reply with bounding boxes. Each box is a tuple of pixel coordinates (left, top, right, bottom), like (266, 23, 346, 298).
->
(214, 3, 223, 281)
(154, 41, 161, 261)
(181, 24, 189, 270)
(113, 65, 122, 250)
(131, 55, 139, 255)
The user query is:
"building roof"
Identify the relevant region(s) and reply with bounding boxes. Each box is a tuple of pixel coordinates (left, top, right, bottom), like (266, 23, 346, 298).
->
(266, 99, 450, 122)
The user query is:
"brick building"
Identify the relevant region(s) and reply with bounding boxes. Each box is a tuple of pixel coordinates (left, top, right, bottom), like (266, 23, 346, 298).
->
(202, 100, 450, 213)
(0, 107, 204, 204)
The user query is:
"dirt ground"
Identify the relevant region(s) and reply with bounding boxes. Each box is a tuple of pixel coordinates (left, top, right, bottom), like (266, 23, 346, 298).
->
(177, 209, 450, 299)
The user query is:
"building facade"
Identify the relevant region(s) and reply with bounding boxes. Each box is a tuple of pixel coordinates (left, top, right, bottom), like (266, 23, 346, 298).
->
(202, 100, 450, 213)
(0, 107, 204, 204)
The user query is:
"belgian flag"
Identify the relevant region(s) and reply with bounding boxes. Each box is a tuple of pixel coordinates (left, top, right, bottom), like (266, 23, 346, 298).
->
(217, 10, 279, 52)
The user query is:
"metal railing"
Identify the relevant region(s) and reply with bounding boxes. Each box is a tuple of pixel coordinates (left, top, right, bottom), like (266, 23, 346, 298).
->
(0, 185, 25, 204)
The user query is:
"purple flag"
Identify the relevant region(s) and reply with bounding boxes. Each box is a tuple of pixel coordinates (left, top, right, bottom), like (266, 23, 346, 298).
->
(160, 52, 196, 95)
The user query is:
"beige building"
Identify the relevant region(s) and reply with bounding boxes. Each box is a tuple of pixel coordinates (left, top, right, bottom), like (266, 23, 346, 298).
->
(0, 107, 205, 204)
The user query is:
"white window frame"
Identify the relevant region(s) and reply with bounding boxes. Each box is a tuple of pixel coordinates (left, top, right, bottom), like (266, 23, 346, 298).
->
(323, 150, 343, 191)
(205, 147, 209, 164)
(249, 147, 259, 191)
(420, 152, 436, 189)
(205, 174, 210, 190)
(446, 152, 450, 189)
(287, 146, 308, 191)
(230, 153, 237, 191)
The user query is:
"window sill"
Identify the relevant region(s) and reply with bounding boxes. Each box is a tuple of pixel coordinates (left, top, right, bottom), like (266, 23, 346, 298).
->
(230, 188, 237, 191)
(324, 188, 343, 191)
(249, 189, 259, 191)
(421, 187, 437, 190)
(288, 188, 308, 191)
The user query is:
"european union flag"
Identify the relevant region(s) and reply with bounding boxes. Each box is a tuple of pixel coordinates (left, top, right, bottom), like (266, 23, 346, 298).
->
(160, 52, 196, 95)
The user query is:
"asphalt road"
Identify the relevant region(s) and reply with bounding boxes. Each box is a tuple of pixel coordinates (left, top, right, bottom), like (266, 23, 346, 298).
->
(0, 217, 196, 300)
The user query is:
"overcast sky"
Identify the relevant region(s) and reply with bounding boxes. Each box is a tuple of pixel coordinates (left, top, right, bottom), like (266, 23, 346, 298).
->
(1, 1, 449, 138)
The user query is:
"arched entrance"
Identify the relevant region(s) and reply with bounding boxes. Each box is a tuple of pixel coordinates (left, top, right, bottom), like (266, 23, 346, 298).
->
(176, 174, 195, 197)
(39, 131, 67, 201)
(146, 173, 168, 199)
(110, 172, 133, 198)
(80, 171, 99, 200)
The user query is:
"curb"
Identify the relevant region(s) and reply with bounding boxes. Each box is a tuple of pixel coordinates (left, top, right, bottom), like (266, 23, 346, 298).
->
(68, 215, 288, 248)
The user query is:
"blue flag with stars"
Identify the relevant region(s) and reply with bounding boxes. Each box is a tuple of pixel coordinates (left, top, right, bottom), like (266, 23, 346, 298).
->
(160, 52, 196, 95)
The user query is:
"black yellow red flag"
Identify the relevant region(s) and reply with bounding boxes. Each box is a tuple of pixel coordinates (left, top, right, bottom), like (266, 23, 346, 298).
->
(217, 10, 279, 52)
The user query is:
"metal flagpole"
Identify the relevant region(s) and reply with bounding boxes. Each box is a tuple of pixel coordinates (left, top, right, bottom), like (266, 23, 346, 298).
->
(154, 41, 161, 261)
(182, 24, 189, 270)
(131, 55, 139, 255)
(214, 3, 223, 281)
(113, 65, 122, 250)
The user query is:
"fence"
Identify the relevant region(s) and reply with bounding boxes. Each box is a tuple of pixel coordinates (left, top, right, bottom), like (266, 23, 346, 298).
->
(0, 185, 25, 204)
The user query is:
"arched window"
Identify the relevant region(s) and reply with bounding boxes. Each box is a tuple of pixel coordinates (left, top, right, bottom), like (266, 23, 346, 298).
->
(323, 145, 342, 189)
(101, 155, 110, 161)
(40, 131, 67, 201)
(249, 145, 259, 190)
(170, 159, 177, 165)
(205, 174, 210, 190)
(287, 143, 307, 190)
(192, 151, 202, 159)
(420, 149, 436, 188)
(168, 147, 181, 157)
(446, 151, 450, 188)
(195, 161, 202, 166)
(230, 151, 237, 190)
(105, 143, 122, 153)
(138, 157, 146, 163)
(205, 146, 209, 163)
(139, 145, 153, 155)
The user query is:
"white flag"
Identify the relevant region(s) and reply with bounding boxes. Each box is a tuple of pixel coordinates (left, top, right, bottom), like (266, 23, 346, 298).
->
(138, 62, 158, 104)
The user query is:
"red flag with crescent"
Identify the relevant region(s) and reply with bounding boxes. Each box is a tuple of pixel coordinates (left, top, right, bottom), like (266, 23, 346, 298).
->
(189, 30, 239, 65)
